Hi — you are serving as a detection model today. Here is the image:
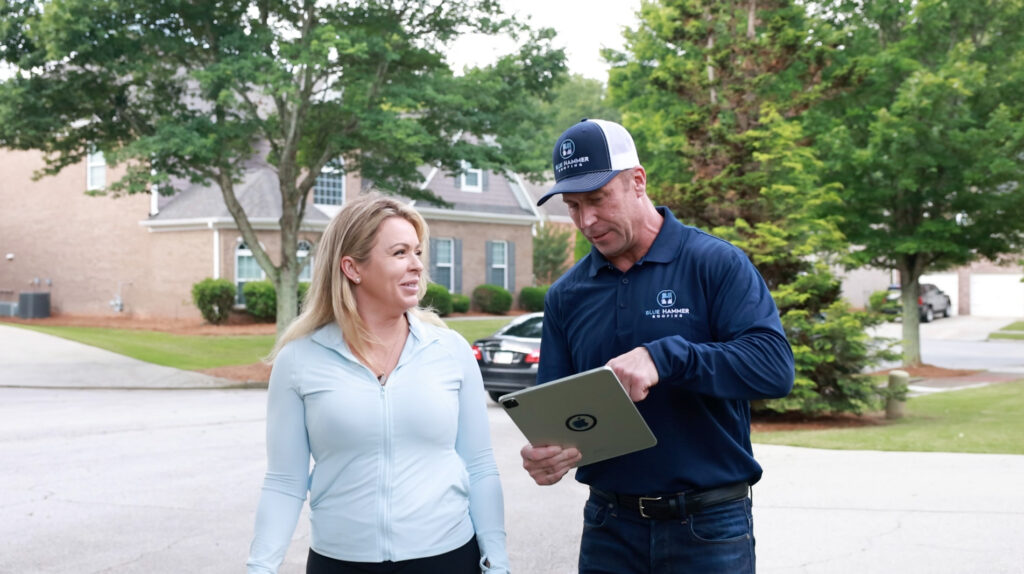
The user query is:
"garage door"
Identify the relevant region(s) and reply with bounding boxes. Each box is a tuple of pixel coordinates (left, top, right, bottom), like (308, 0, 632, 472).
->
(970, 273, 1024, 318)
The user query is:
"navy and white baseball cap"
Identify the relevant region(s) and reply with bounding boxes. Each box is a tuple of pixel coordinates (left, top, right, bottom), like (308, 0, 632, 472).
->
(537, 118, 640, 206)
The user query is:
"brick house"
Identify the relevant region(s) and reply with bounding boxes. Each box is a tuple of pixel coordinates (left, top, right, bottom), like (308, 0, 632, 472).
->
(0, 148, 547, 320)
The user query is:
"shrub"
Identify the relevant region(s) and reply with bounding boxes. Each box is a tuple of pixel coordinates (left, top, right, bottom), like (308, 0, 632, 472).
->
(241, 281, 311, 321)
(451, 294, 470, 313)
(242, 280, 277, 322)
(520, 285, 548, 312)
(868, 289, 898, 316)
(420, 282, 453, 316)
(472, 284, 513, 314)
(191, 278, 236, 325)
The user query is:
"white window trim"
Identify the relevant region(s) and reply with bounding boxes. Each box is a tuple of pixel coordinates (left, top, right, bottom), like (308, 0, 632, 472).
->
(87, 150, 106, 191)
(435, 238, 454, 291)
(235, 240, 267, 304)
(490, 240, 508, 289)
(460, 161, 482, 192)
(314, 158, 346, 208)
(297, 240, 314, 282)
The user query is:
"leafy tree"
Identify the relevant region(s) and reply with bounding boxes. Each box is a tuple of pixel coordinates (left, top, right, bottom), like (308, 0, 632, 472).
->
(607, 0, 893, 413)
(0, 0, 565, 335)
(532, 221, 572, 284)
(811, 0, 1024, 365)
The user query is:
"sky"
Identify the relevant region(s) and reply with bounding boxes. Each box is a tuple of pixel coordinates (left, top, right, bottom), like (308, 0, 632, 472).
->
(447, 0, 643, 82)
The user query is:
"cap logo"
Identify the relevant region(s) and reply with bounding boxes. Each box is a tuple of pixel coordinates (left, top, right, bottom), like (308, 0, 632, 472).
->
(559, 139, 576, 159)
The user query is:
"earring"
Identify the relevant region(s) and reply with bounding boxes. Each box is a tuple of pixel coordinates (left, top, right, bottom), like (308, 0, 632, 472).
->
(354, 277, 361, 284)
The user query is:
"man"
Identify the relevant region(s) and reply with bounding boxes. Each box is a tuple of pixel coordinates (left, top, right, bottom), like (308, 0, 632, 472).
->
(524, 119, 794, 573)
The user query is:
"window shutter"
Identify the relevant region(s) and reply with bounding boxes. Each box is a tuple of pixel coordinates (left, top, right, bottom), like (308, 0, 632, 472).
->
(482, 170, 489, 191)
(485, 240, 494, 285)
(429, 238, 439, 282)
(454, 238, 463, 294)
(507, 241, 516, 292)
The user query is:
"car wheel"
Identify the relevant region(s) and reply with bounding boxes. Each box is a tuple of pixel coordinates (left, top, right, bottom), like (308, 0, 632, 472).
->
(488, 391, 504, 403)
(922, 306, 934, 323)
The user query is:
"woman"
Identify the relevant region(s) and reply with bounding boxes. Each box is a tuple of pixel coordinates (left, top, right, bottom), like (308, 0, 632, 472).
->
(247, 195, 509, 573)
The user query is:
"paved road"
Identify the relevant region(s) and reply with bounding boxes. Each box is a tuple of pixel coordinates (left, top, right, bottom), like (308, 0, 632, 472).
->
(1, 319, 1023, 573)
(871, 316, 1024, 373)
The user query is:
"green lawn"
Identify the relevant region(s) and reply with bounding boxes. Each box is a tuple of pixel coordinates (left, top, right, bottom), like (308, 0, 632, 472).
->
(14, 325, 277, 370)
(10, 317, 515, 370)
(753, 382, 1024, 454)
(998, 320, 1024, 331)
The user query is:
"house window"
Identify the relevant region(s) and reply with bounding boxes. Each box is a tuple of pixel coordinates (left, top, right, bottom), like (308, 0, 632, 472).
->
(460, 161, 482, 192)
(488, 240, 508, 288)
(87, 150, 106, 191)
(433, 238, 454, 291)
(314, 158, 345, 206)
(235, 241, 266, 305)
(298, 240, 313, 282)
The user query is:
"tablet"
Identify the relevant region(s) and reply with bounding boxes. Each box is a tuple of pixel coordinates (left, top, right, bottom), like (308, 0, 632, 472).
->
(498, 366, 657, 466)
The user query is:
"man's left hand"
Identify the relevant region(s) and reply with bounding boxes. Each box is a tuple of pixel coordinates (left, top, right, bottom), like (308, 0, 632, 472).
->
(606, 346, 659, 402)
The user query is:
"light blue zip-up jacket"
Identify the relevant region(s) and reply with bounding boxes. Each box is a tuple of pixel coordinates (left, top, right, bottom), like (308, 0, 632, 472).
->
(247, 313, 509, 573)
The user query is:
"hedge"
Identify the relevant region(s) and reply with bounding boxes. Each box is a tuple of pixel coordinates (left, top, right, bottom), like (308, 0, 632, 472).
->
(420, 282, 453, 316)
(519, 285, 548, 312)
(472, 284, 513, 314)
(191, 278, 236, 325)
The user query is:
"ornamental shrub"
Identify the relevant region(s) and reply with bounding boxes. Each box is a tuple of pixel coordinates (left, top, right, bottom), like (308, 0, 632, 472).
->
(242, 280, 277, 322)
(451, 294, 471, 313)
(240, 281, 310, 321)
(191, 278, 236, 325)
(519, 285, 548, 312)
(472, 284, 512, 315)
(420, 282, 453, 316)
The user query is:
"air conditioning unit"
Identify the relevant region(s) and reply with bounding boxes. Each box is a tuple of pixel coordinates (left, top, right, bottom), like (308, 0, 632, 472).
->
(0, 301, 17, 317)
(18, 292, 50, 319)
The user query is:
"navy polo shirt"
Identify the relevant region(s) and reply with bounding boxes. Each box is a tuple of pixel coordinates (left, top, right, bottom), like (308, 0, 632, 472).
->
(539, 207, 794, 494)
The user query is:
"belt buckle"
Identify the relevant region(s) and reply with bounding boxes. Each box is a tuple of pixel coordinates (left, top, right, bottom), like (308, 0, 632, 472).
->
(638, 496, 662, 519)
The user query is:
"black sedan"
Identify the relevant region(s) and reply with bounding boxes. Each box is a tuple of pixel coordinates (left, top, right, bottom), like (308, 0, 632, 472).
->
(471, 312, 543, 402)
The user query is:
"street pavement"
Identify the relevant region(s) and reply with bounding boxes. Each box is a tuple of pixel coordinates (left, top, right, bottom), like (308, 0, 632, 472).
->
(1, 318, 1023, 573)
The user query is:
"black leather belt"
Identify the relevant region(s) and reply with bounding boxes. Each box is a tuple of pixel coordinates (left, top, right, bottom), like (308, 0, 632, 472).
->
(590, 482, 750, 520)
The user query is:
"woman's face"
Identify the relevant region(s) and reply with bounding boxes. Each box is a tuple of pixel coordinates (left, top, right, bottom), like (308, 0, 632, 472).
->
(350, 216, 424, 317)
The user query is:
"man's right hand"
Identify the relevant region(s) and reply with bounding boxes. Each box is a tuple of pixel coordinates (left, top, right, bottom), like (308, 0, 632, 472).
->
(520, 444, 582, 485)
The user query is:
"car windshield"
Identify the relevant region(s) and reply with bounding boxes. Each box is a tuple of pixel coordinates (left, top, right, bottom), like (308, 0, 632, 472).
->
(502, 316, 543, 338)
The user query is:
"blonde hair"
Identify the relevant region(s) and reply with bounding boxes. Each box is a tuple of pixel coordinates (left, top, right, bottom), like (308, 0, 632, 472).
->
(267, 193, 444, 362)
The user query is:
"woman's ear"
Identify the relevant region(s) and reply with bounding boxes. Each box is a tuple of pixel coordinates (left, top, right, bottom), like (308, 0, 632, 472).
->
(340, 256, 361, 284)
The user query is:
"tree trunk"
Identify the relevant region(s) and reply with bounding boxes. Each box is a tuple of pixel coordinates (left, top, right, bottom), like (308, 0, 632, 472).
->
(275, 264, 299, 339)
(900, 274, 922, 366)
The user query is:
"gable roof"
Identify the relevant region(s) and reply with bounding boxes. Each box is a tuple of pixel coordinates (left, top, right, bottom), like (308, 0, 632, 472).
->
(140, 162, 331, 232)
(408, 164, 540, 225)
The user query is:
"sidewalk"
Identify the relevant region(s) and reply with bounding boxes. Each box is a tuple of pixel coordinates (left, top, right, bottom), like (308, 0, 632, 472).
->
(0, 324, 241, 389)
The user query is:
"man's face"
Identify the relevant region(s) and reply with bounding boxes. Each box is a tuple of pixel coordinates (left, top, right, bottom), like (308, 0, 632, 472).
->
(561, 171, 642, 260)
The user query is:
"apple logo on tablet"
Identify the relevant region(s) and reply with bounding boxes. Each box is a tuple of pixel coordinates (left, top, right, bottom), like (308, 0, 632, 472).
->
(566, 414, 597, 432)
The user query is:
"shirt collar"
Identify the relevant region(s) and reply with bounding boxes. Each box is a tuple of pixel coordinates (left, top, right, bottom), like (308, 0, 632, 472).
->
(586, 206, 683, 276)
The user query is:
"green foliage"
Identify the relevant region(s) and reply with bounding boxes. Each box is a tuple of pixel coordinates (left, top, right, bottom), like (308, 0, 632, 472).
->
(190, 278, 236, 325)
(420, 282, 453, 317)
(451, 294, 471, 314)
(519, 285, 548, 312)
(574, 229, 591, 262)
(0, 0, 566, 334)
(472, 284, 513, 315)
(868, 289, 899, 317)
(533, 223, 572, 284)
(297, 282, 310, 313)
(610, 3, 892, 414)
(242, 281, 277, 322)
(810, 0, 1024, 364)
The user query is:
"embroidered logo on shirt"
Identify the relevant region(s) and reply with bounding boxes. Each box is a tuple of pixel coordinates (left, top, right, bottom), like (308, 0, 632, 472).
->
(645, 289, 691, 319)
(657, 290, 676, 307)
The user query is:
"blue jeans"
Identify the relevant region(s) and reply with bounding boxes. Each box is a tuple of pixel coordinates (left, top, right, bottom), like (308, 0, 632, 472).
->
(578, 491, 755, 573)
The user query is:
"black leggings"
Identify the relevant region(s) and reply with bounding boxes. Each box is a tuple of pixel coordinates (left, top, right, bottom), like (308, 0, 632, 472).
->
(306, 536, 480, 574)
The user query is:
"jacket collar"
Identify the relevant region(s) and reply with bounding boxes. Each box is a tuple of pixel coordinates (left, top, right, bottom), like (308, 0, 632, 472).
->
(587, 206, 683, 276)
